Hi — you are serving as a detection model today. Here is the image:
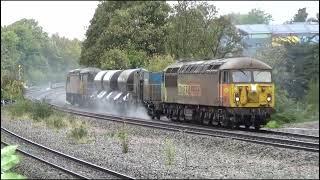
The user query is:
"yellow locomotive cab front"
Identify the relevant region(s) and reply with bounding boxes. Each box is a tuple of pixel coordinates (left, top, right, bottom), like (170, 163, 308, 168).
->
(221, 69, 275, 108)
(230, 83, 275, 108)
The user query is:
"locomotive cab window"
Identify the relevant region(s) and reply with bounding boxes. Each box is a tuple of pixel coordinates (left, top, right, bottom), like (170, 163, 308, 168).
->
(253, 71, 272, 82)
(232, 70, 251, 83)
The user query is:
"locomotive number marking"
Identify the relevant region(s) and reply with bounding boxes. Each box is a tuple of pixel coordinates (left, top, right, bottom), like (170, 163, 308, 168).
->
(178, 84, 201, 96)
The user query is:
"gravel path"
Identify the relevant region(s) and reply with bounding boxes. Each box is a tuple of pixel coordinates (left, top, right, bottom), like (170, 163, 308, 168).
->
(283, 121, 319, 129)
(265, 121, 319, 136)
(1, 109, 319, 179)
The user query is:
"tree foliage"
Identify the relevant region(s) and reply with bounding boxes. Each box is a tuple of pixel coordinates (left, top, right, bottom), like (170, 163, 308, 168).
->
(227, 8, 273, 24)
(80, 1, 243, 70)
(256, 43, 319, 124)
(80, 1, 171, 68)
(146, 54, 175, 72)
(1, 19, 81, 86)
(293, 7, 308, 22)
(256, 44, 319, 100)
(166, 1, 242, 59)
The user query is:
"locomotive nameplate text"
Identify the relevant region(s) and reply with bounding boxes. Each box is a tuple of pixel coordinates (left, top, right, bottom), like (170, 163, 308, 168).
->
(178, 83, 201, 96)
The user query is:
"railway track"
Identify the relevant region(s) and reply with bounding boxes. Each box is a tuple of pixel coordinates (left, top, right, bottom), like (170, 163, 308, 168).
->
(24, 87, 319, 153)
(1, 127, 135, 180)
(160, 120, 319, 142)
(258, 129, 319, 141)
(49, 103, 319, 153)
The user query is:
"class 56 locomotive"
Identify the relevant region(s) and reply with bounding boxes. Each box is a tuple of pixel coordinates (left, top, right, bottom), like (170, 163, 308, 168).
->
(66, 57, 275, 129)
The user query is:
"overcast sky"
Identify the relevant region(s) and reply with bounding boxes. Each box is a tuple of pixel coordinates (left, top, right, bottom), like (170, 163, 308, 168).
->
(1, 1, 319, 40)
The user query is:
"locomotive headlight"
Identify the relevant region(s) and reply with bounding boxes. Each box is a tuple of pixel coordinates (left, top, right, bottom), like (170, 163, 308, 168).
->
(235, 96, 240, 102)
(267, 96, 272, 102)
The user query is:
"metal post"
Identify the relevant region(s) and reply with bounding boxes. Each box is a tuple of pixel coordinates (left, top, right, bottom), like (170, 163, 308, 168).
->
(18, 64, 22, 81)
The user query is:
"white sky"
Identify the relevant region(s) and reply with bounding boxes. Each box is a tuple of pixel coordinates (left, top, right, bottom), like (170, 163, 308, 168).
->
(1, 1, 319, 40)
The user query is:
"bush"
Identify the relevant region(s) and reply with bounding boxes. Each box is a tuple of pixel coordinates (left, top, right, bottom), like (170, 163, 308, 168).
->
(164, 138, 175, 166)
(30, 101, 53, 121)
(70, 123, 88, 141)
(267, 87, 312, 126)
(304, 78, 319, 118)
(1, 79, 25, 100)
(7, 99, 33, 118)
(45, 113, 66, 129)
(1, 145, 26, 179)
(265, 120, 281, 128)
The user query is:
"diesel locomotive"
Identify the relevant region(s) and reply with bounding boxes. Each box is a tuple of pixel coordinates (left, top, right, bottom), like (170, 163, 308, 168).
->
(66, 57, 275, 129)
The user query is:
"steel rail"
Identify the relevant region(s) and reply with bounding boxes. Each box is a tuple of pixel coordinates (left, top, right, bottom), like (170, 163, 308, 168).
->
(153, 118, 319, 141)
(49, 104, 319, 153)
(259, 129, 319, 141)
(1, 127, 135, 180)
(1, 141, 89, 179)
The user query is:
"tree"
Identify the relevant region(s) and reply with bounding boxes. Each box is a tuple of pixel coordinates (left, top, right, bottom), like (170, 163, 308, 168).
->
(100, 48, 129, 70)
(80, 1, 171, 68)
(166, 1, 242, 59)
(255, 43, 319, 100)
(307, 12, 319, 23)
(292, 7, 308, 22)
(1, 18, 81, 86)
(146, 54, 175, 72)
(227, 8, 273, 24)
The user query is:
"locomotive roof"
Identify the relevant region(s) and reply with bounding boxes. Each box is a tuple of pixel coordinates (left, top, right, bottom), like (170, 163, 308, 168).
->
(218, 57, 272, 70)
(68, 67, 101, 75)
(165, 57, 271, 72)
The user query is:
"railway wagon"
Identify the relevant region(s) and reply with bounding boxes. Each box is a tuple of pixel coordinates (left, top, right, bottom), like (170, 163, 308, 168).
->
(161, 57, 274, 129)
(143, 72, 163, 119)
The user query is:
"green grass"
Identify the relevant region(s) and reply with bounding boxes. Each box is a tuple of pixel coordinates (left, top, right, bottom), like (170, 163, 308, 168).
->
(6, 99, 33, 118)
(4, 99, 95, 144)
(70, 123, 88, 141)
(164, 138, 176, 166)
(30, 101, 53, 121)
(45, 113, 67, 129)
(265, 120, 281, 128)
(117, 124, 129, 153)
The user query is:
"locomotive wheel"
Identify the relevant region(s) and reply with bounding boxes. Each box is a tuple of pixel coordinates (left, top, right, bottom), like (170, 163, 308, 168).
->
(221, 120, 232, 129)
(254, 125, 261, 130)
(228, 116, 237, 129)
(200, 111, 205, 125)
(176, 109, 180, 121)
(192, 111, 199, 124)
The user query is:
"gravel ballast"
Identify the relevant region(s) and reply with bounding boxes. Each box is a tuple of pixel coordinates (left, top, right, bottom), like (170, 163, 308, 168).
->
(264, 121, 319, 136)
(1, 110, 319, 179)
(1, 144, 76, 179)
